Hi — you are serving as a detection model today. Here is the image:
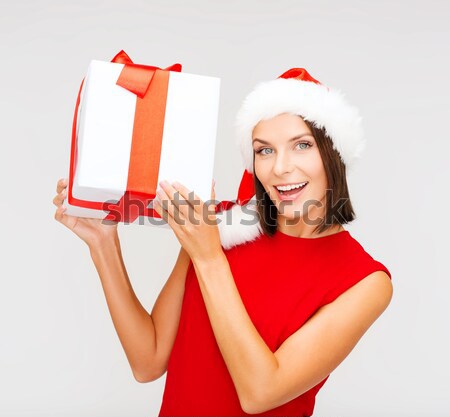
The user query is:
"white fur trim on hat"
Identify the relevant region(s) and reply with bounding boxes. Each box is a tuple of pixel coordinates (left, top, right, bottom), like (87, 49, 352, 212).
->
(234, 78, 365, 173)
(216, 201, 263, 250)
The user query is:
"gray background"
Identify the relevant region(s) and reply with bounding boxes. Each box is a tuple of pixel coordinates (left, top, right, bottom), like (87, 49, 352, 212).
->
(1, 0, 449, 416)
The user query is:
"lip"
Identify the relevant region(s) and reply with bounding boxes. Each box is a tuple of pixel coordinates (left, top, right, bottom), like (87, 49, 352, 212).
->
(274, 181, 308, 187)
(274, 183, 308, 201)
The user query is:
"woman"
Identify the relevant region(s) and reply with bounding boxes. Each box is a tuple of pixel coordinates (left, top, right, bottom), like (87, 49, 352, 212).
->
(53, 68, 393, 416)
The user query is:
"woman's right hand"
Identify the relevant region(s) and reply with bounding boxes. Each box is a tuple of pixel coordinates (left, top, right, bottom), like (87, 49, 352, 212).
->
(53, 178, 119, 248)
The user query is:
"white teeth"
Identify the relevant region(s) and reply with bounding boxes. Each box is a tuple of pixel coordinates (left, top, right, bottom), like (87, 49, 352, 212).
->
(276, 182, 307, 191)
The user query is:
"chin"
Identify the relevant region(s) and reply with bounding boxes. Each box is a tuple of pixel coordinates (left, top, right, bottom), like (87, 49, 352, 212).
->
(276, 204, 305, 220)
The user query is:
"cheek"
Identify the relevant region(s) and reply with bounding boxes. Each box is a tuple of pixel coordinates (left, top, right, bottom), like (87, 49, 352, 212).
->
(302, 156, 328, 192)
(300, 152, 325, 179)
(314, 168, 328, 197)
(314, 164, 328, 185)
(255, 163, 276, 197)
(254, 159, 269, 181)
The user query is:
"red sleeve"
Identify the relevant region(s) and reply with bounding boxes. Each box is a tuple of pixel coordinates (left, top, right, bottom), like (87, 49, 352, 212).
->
(321, 258, 392, 306)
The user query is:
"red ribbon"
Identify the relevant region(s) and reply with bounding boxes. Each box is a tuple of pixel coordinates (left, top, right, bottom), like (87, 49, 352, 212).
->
(67, 50, 182, 223)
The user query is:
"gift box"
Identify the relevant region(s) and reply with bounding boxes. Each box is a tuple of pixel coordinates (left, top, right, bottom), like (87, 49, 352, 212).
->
(63, 50, 220, 226)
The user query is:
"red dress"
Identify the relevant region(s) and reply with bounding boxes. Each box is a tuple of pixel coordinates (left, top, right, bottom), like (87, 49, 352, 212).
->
(158, 229, 392, 416)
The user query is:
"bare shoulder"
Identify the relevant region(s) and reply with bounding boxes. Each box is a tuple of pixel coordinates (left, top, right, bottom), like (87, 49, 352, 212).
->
(351, 270, 393, 308)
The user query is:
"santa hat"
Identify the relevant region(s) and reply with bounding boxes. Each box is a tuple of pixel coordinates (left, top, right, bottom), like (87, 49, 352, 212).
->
(216, 68, 365, 250)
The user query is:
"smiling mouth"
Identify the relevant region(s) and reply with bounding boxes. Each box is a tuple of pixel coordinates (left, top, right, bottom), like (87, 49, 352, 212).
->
(272, 183, 308, 202)
(275, 182, 308, 195)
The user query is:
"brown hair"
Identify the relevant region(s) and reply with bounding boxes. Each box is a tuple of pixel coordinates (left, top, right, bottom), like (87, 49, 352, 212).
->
(253, 117, 356, 236)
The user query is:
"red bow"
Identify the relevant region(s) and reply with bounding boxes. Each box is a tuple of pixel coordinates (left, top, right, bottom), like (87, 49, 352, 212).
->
(68, 50, 182, 223)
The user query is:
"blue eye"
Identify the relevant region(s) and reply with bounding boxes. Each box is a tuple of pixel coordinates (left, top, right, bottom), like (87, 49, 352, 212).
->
(255, 148, 273, 155)
(255, 142, 312, 156)
(296, 142, 312, 150)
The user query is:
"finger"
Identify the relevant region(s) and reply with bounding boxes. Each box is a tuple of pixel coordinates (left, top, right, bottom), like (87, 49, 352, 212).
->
(53, 189, 67, 207)
(169, 181, 205, 225)
(155, 187, 182, 226)
(54, 204, 67, 223)
(172, 180, 215, 224)
(211, 178, 216, 201)
(158, 181, 192, 224)
(209, 179, 216, 211)
(170, 181, 204, 215)
(153, 198, 186, 247)
(153, 194, 180, 231)
(56, 178, 68, 194)
(203, 179, 217, 222)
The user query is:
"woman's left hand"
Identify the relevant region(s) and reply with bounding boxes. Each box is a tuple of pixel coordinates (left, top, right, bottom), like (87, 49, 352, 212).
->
(153, 179, 223, 264)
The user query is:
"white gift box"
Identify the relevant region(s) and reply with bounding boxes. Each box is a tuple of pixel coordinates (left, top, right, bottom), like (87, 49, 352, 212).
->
(63, 52, 220, 226)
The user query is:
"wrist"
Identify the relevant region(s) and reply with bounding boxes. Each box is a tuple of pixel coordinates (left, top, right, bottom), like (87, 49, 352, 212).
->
(88, 232, 120, 257)
(192, 251, 227, 273)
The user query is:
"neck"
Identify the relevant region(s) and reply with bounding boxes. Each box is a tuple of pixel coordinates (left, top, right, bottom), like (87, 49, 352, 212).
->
(277, 214, 344, 238)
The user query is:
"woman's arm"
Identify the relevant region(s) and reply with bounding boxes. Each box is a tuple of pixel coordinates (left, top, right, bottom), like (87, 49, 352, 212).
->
(153, 180, 392, 411)
(194, 256, 393, 414)
(147, 246, 191, 380)
(54, 177, 191, 383)
(89, 239, 191, 383)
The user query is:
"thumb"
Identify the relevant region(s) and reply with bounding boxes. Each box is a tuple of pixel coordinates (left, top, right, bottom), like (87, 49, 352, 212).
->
(210, 178, 217, 213)
(211, 178, 216, 199)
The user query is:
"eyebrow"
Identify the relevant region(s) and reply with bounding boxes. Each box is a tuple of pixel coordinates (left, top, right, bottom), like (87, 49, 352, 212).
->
(252, 133, 313, 145)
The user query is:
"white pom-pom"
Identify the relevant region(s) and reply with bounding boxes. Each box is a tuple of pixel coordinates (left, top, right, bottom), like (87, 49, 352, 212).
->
(216, 203, 263, 250)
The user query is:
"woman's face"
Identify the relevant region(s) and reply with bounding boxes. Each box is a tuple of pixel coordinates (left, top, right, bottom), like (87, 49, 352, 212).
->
(252, 113, 328, 225)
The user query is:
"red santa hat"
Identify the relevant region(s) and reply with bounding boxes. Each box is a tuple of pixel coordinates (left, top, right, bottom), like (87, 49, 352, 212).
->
(216, 68, 365, 250)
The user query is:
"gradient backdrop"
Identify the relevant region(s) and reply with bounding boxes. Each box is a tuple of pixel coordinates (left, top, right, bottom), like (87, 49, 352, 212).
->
(1, 1, 449, 416)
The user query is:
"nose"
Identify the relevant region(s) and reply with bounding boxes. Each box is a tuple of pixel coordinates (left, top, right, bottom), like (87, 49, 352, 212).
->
(273, 150, 294, 176)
